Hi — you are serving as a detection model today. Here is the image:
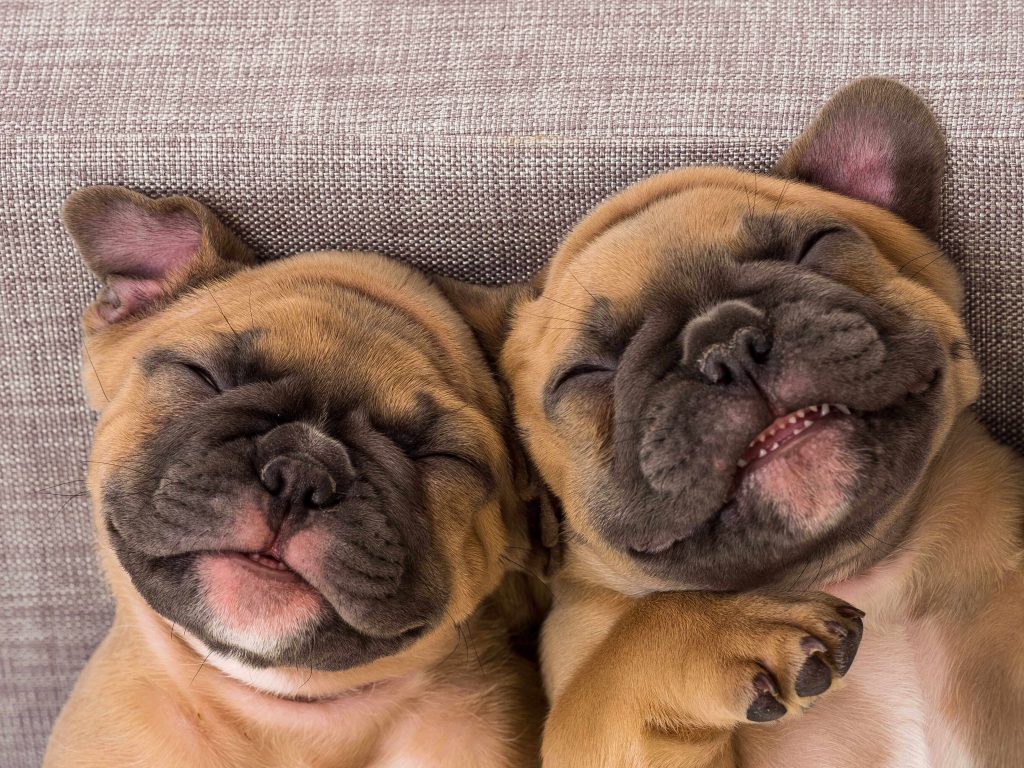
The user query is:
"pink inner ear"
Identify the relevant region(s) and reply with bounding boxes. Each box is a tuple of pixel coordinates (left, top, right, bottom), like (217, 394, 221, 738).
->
(94, 275, 167, 324)
(90, 201, 202, 279)
(800, 119, 895, 210)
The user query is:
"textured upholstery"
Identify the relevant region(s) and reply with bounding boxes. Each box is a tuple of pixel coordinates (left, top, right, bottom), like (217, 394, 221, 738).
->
(1, 1, 1021, 764)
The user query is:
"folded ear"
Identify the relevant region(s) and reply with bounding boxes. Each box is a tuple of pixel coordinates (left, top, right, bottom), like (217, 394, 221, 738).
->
(775, 77, 946, 235)
(62, 186, 254, 330)
(431, 276, 537, 365)
(525, 484, 564, 579)
(431, 274, 566, 577)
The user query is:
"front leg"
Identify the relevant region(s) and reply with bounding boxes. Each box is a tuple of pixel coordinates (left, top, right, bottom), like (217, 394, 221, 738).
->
(542, 590, 863, 768)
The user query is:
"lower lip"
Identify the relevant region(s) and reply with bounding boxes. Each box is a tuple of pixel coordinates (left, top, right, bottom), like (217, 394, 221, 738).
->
(738, 408, 847, 476)
(197, 552, 323, 638)
(741, 417, 832, 474)
(224, 551, 305, 583)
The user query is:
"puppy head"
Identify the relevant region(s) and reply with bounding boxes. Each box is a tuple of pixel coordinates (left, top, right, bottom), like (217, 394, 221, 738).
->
(464, 78, 978, 591)
(66, 187, 521, 676)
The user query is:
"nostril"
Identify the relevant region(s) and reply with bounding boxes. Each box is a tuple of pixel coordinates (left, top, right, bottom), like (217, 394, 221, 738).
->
(700, 350, 735, 385)
(260, 462, 284, 495)
(743, 328, 773, 365)
(308, 474, 337, 509)
(260, 455, 339, 510)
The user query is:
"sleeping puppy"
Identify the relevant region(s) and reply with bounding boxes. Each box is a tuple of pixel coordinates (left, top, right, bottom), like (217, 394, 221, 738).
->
(442, 78, 1024, 767)
(45, 187, 544, 768)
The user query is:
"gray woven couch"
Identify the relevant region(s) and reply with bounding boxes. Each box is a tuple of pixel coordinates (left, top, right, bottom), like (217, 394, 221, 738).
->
(2, 2, 1021, 764)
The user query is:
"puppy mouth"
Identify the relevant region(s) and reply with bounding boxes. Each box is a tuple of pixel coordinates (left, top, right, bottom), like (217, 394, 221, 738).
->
(731, 361, 941, 483)
(735, 402, 851, 476)
(631, 368, 942, 558)
(631, 403, 855, 556)
(227, 550, 306, 583)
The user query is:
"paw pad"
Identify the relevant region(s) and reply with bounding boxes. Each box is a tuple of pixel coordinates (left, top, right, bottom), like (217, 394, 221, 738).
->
(747, 691, 787, 722)
(795, 653, 832, 697)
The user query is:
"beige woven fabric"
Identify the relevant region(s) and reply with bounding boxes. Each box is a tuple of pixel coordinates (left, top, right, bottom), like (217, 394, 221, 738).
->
(1, 1, 1021, 764)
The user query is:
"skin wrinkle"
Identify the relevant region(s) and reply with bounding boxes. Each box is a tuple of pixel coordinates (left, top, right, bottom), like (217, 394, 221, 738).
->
(436, 78, 1018, 768)
(47, 186, 545, 768)
(314, 271, 484, 409)
(549, 169, 960, 312)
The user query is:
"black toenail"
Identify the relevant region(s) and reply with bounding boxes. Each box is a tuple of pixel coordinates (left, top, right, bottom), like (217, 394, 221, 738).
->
(825, 620, 848, 638)
(837, 604, 865, 619)
(795, 653, 832, 697)
(835, 620, 864, 676)
(747, 691, 787, 722)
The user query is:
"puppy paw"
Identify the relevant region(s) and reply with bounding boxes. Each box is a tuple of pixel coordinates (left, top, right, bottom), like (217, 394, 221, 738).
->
(542, 590, 864, 768)
(729, 594, 864, 724)
(640, 590, 863, 730)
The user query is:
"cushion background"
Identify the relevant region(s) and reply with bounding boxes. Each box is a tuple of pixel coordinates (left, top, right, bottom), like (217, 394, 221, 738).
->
(1, 1, 1021, 763)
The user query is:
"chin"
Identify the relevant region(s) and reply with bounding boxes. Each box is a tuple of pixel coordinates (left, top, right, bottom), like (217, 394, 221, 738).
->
(730, 405, 861, 535)
(622, 395, 940, 591)
(196, 551, 325, 661)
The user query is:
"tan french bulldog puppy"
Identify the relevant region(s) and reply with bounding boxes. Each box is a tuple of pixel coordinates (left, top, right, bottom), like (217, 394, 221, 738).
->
(44, 187, 545, 768)
(442, 78, 1024, 767)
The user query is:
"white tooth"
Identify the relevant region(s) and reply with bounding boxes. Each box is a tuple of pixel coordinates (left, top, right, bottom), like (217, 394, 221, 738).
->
(797, 409, 806, 418)
(793, 428, 803, 436)
(809, 405, 819, 412)
(804, 420, 813, 428)
(737, 458, 748, 468)
(788, 416, 797, 425)
(821, 404, 830, 416)
(758, 448, 767, 458)
(769, 442, 779, 451)
(757, 434, 767, 443)
(837, 404, 851, 415)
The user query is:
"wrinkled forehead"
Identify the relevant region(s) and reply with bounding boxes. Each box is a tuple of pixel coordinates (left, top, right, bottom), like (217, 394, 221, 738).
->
(142, 265, 472, 411)
(255, 285, 454, 393)
(546, 185, 779, 309)
(543, 170, 958, 313)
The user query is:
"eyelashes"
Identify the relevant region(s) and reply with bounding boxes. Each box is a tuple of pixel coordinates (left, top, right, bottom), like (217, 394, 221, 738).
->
(180, 362, 222, 393)
(550, 361, 616, 396)
(408, 450, 487, 477)
(372, 416, 485, 473)
(795, 226, 846, 265)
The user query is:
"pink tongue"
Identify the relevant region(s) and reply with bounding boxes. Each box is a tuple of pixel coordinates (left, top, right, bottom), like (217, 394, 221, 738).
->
(740, 407, 832, 465)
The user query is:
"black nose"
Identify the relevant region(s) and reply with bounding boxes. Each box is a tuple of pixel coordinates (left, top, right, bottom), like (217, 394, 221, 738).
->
(680, 299, 772, 385)
(255, 422, 354, 512)
(260, 454, 339, 510)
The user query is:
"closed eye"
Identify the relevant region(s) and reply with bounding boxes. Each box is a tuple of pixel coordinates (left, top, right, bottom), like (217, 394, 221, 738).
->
(550, 361, 616, 395)
(405, 436, 491, 478)
(409, 449, 486, 473)
(181, 362, 222, 393)
(372, 408, 490, 477)
(796, 227, 845, 264)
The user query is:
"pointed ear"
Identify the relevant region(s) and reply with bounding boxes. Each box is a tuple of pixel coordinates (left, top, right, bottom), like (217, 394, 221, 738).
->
(62, 186, 254, 330)
(431, 276, 538, 364)
(499, 427, 565, 582)
(775, 77, 946, 235)
(525, 484, 564, 579)
(431, 273, 565, 578)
